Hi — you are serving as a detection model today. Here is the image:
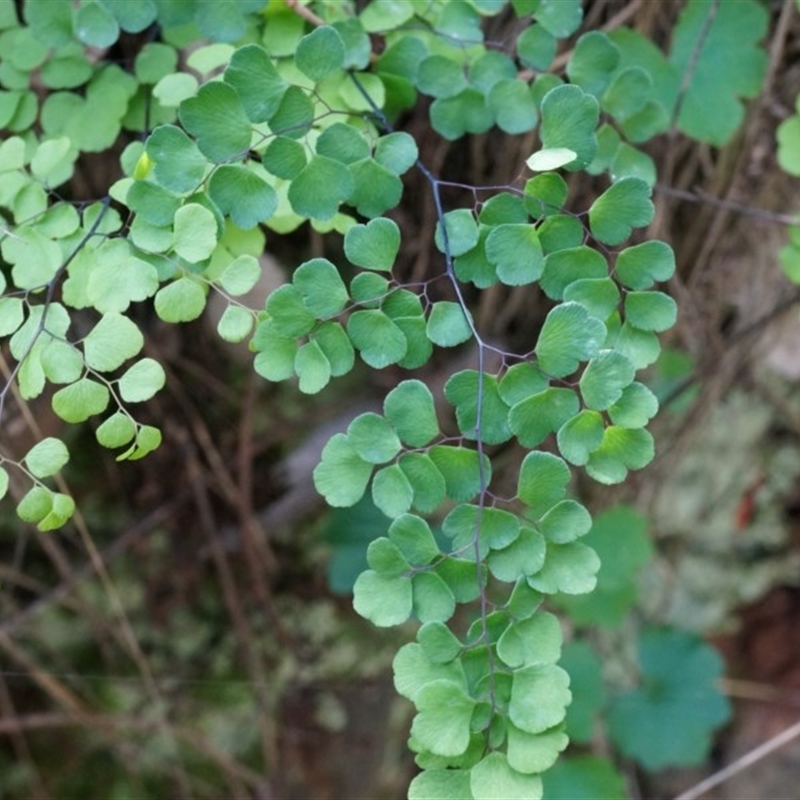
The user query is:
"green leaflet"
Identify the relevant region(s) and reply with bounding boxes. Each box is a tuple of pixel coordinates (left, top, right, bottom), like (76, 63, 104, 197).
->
(588, 177, 654, 246)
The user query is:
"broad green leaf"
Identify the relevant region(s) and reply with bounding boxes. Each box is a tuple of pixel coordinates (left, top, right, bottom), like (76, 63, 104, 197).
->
(625, 290, 677, 332)
(399, 453, 447, 513)
(488, 79, 538, 134)
(670, 0, 768, 145)
(96, 412, 136, 449)
(540, 84, 599, 169)
(613, 321, 661, 369)
(487, 527, 546, 582)
(510, 663, 571, 734)
(542, 756, 627, 800)
(253, 325, 297, 381)
(145, 124, 206, 194)
(607, 628, 731, 768)
(153, 73, 199, 107)
(24, 437, 69, 479)
(316, 122, 370, 165)
(427, 302, 472, 347)
(217, 255, 261, 296)
(135, 42, 177, 84)
(454, 230, 497, 288)
(436, 558, 482, 604)
(556, 505, 652, 627)
(313, 433, 373, 507)
(74, 1, 119, 47)
(611, 142, 657, 185)
(3, 228, 63, 290)
(579, 349, 636, 410)
(296, 339, 332, 393)
(540, 500, 593, 543)
(408, 770, 472, 800)
(30, 137, 76, 187)
(538, 214, 584, 254)
(265, 285, 315, 338)
(347, 158, 403, 218)
(536, 0, 583, 37)
(567, 31, 620, 97)
(52, 378, 110, 423)
(367, 537, 409, 577)
(154, 277, 207, 322)
(10, 304, 70, 360)
(540, 246, 608, 300)
(268, 84, 316, 139)
(528, 542, 600, 594)
(118, 358, 166, 403)
(360, 0, 416, 32)
(517, 451, 570, 517)
(412, 572, 456, 623)
(296, 26, 345, 82)
(497, 612, 562, 668)
(332, 17, 371, 70)
(586, 426, 654, 484)
(471, 753, 543, 800)
(394, 642, 468, 704)
(517, 24, 556, 70)
(217, 305, 254, 343)
(372, 463, 414, 518)
(353, 570, 412, 626)
(480, 193, 528, 226)
(311, 322, 355, 377)
(588, 177, 654, 246)
(523, 174, 568, 218)
(509, 387, 579, 448)
(562, 278, 619, 320)
(431, 85, 494, 139)
(602, 66, 651, 121)
(435, 209, 479, 257)
(344, 218, 401, 272)
(536, 302, 606, 378)
(120, 424, 162, 462)
(429, 446, 491, 503)
(614, 240, 675, 289)
(499, 363, 549, 406)
(0, 298, 24, 337)
(262, 137, 306, 180)
(418, 622, 462, 665)
(506, 724, 568, 775)
(223, 44, 286, 123)
(443, 504, 520, 555)
(374, 132, 418, 175)
(384, 380, 439, 447)
(485, 224, 543, 285)
(444, 371, 511, 445)
(17, 486, 54, 525)
(348, 413, 402, 464)
(556, 410, 605, 466)
(417, 54, 468, 98)
(173, 203, 217, 262)
(40, 341, 83, 385)
(82, 313, 144, 372)
(179, 82, 251, 162)
(125, 180, 181, 226)
(288, 155, 354, 220)
(208, 165, 278, 229)
(389, 514, 440, 566)
(608, 382, 659, 428)
(347, 309, 407, 368)
(292, 258, 348, 318)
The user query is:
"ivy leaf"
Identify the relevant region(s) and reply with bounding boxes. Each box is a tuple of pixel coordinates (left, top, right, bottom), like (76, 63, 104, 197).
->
(509, 388, 579, 448)
(384, 380, 439, 447)
(607, 628, 732, 769)
(52, 379, 110, 423)
(208, 165, 277, 229)
(536, 302, 606, 378)
(471, 752, 543, 800)
(296, 26, 345, 82)
(24, 437, 69, 479)
(624, 291, 677, 332)
(353, 570, 412, 626)
(517, 451, 570, 518)
(344, 218, 400, 271)
(179, 82, 252, 162)
(540, 85, 599, 169)
(579, 350, 636, 410)
(615, 240, 676, 289)
(118, 358, 166, 403)
(509, 663, 571, 735)
(588, 177, 654, 246)
(288, 155, 354, 220)
(427, 302, 472, 347)
(82, 313, 144, 372)
(485, 224, 544, 286)
(347, 309, 407, 368)
(313, 433, 373, 507)
(223, 44, 287, 123)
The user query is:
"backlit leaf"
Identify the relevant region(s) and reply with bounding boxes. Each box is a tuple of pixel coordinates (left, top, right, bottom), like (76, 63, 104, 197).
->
(24, 437, 69, 478)
(118, 358, 166, 402)
(82, 313, 144, 372)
